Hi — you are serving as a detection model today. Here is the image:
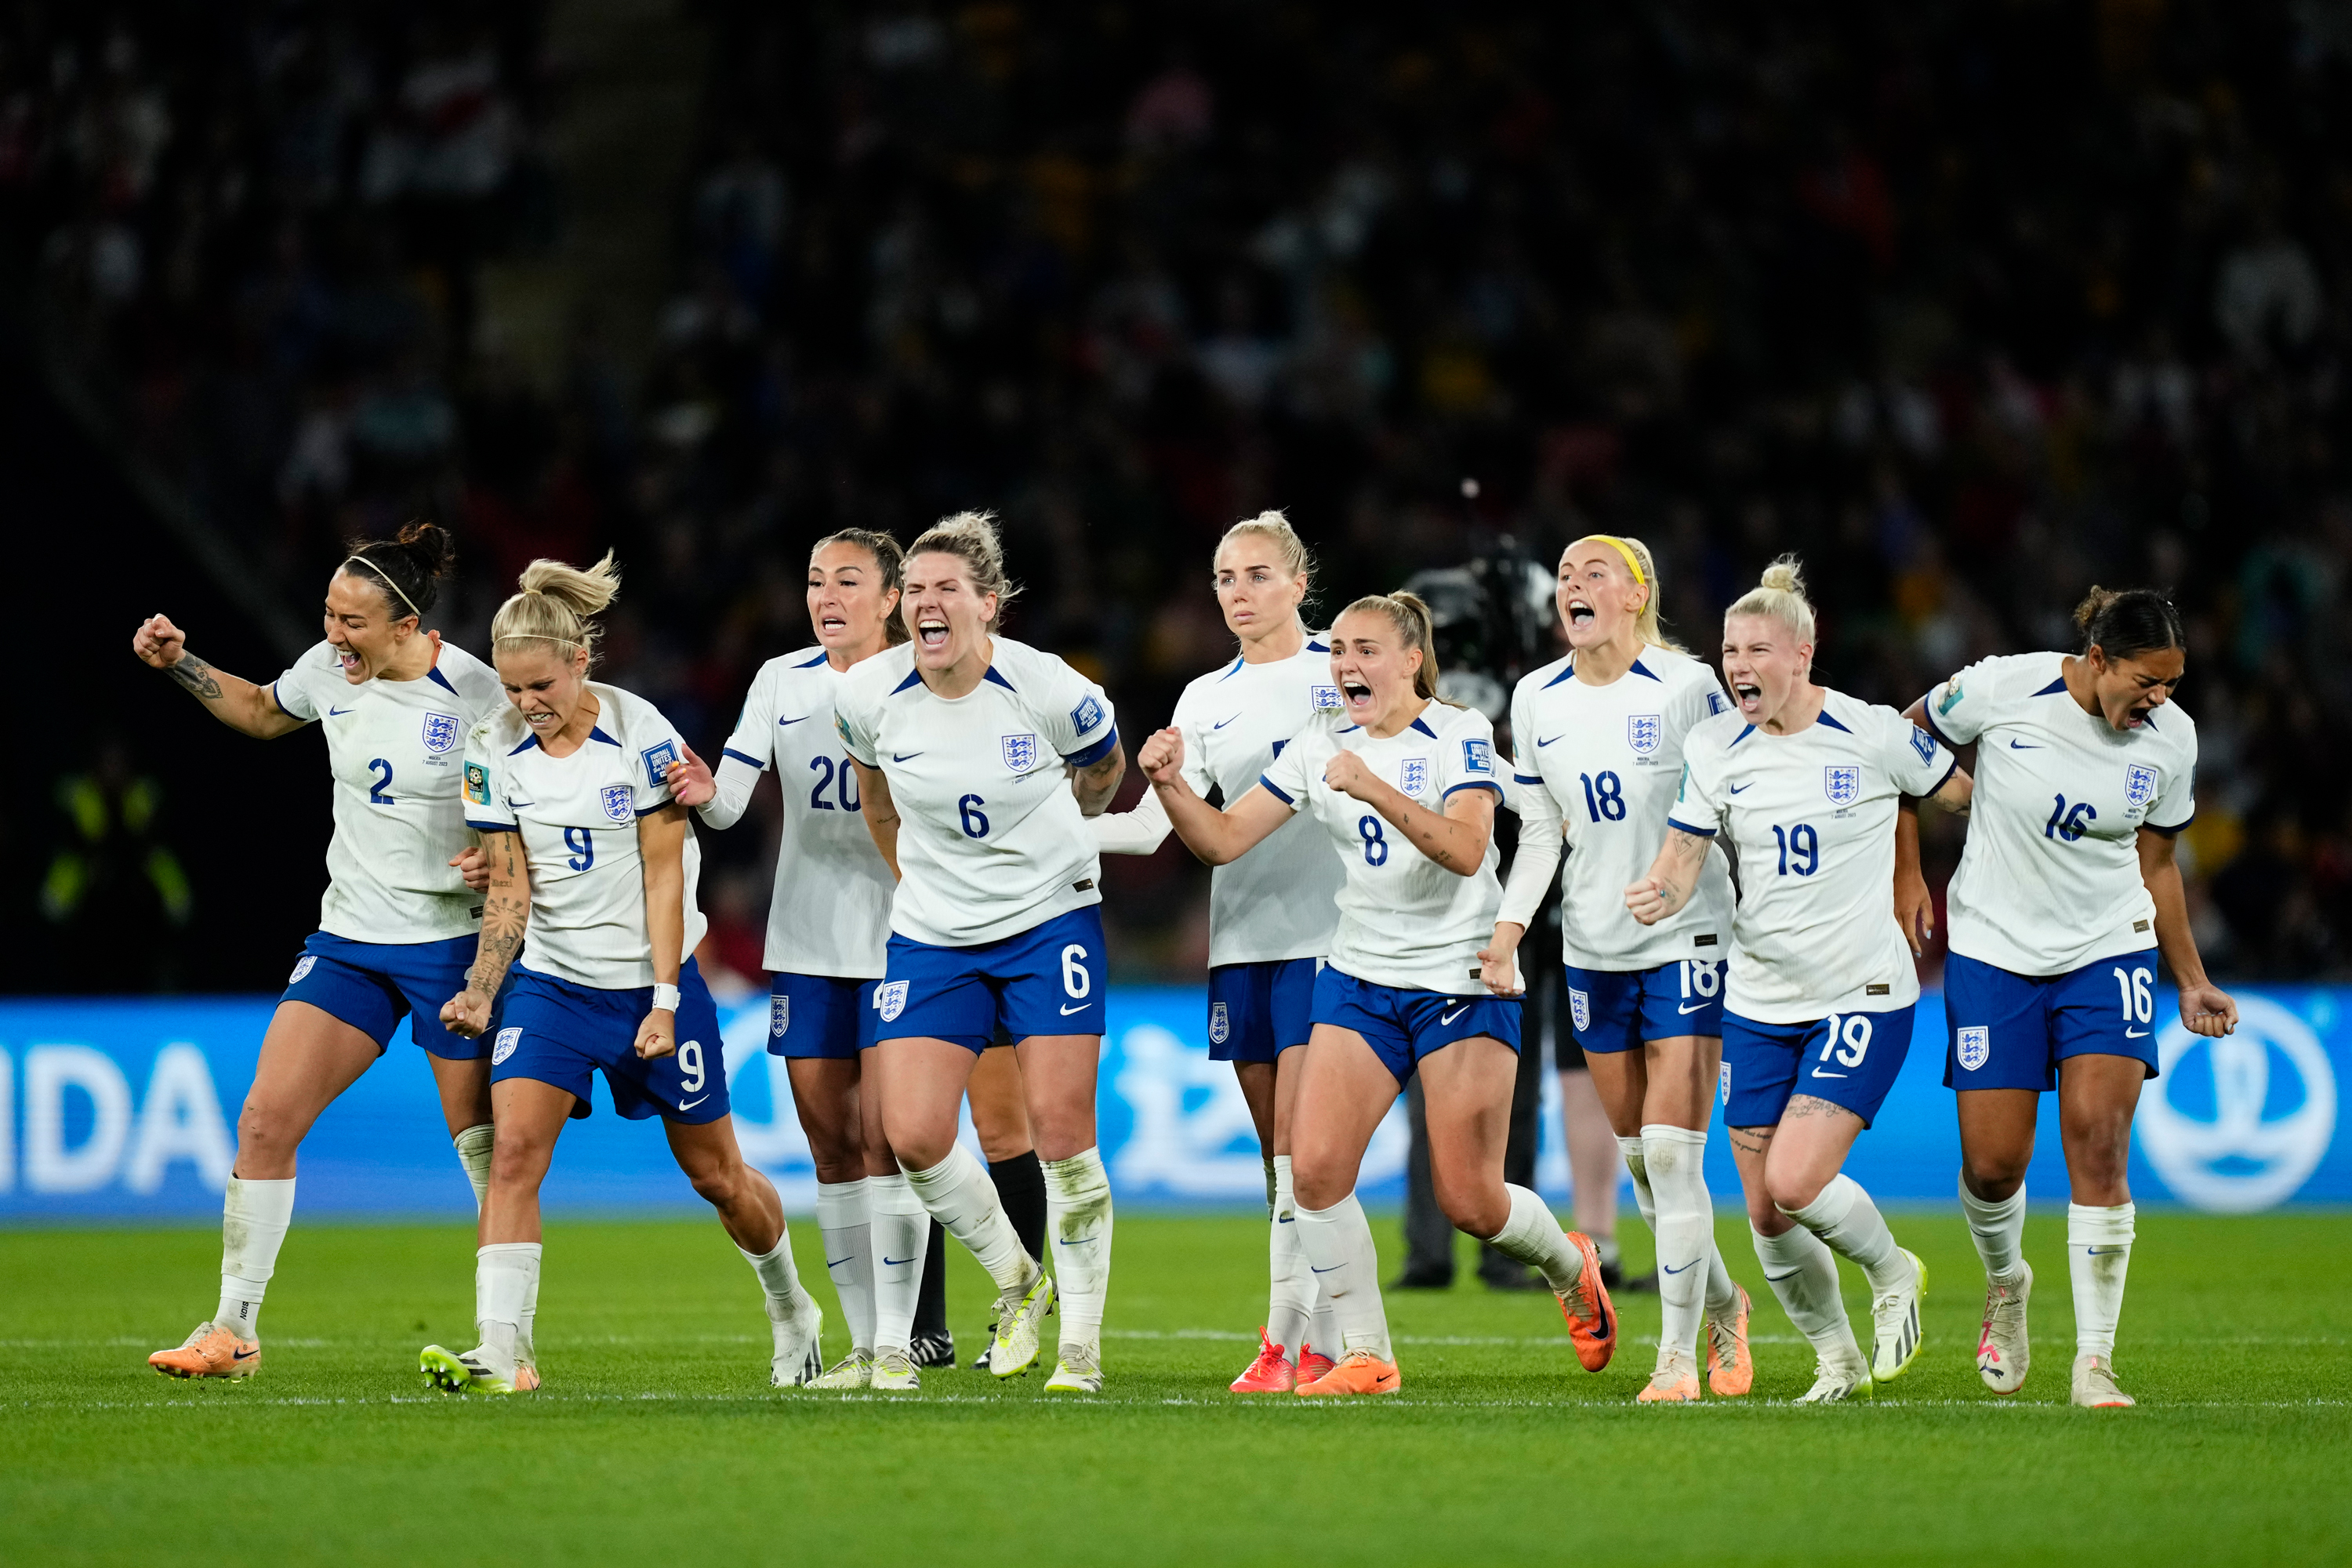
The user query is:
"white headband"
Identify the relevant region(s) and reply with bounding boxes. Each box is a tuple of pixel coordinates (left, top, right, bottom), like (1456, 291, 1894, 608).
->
(343, 555, 420, 620)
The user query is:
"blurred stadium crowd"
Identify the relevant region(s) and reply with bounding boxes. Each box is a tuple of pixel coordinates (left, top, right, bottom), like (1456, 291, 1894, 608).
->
(10, 2, 2352, 982)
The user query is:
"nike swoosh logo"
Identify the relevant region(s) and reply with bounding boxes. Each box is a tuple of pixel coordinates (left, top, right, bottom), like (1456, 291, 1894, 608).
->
(1763, 1269, 1801, 1283)
(1310, 1264, 1342, 1274)
(1677, 1001, 1709, 1014)
(1276, 1215, 1294, 1224)
(893, 752, 924, 762)
(2125, 1028, 2150, 1039)
(883, 1256, 916, 1267)
(677, 1094, 710, 1110)
(1213, 714, 1241, 729)
(1662, 1261, 1696, 1275)
(1728, 782, 1752, 793)
(825, 1257, 854, 1269)
(2009, 739, 2042, 750)
(1060, 1002, 1089, 1015)
(328, 706, 354, 717)
(779, 715, 810, 727)
(1537, 734, 1563, 747)
(231, 1346, 260, 1360)
(1440, 1004, 1471, 1025)
(1811, 1071, 1848, 1078)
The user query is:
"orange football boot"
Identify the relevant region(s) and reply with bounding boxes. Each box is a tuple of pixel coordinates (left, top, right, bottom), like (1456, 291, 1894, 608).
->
(149, 1322, 260, 1380)
(1556, 1231, 1618, 1372)
(1706, 1284, 1755, 1397)
(1294, 1348, 1400, 1397)
(1637, 1359, 1704, 1403)
(1229, 1328, 1296, 1393)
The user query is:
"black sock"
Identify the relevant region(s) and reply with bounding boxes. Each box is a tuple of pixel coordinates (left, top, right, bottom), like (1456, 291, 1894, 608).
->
(911, 1218, 948, 1338)
(989, 1150, 1048, 1262)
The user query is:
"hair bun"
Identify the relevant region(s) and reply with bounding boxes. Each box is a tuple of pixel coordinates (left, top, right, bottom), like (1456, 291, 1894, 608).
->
(1759, 557, 1807, 597)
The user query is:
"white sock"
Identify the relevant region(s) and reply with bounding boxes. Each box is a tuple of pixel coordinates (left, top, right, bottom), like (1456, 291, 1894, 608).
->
(1784, 1174, 1909, 1295)
(1266, 1154, 1313, 1363)
(1752, 1222, 1860, 1365)
(906, 1145, 1034, 1295)
(1294, 1193, 1391, 1362)
(815, 1178, 877, 1354)
(739, 1226, 806, 1308)
(2067, 1201, 2135, 1359)
(1044, 1147, 1114, 1352)
(1627, 1130, 1736, 1312)
(1484, 1183, 1583, 1294)
(1961, 1174, 2028, 1286)
(867, 1172, 929, 1354)
(216, 1175, 296, 1339)
(452, 1123, 494, 1210)
(1642, 1124, 1715, 1364)
(1309, 1294, 1341, 1363)
(519, 1253, 540, 1366)
(476, 1241, 539, 1363)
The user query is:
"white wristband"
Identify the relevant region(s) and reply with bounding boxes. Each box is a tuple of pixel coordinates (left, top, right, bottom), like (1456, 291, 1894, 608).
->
(651, 982, 681, 1013)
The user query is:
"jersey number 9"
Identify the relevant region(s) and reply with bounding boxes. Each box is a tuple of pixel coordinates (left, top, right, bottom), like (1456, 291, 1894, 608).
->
(564, 827, 594, 871)
(678, 1039, 705, 1094)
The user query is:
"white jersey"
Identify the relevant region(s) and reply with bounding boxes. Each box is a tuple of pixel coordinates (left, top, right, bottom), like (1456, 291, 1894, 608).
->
(712, 648, 895, 978)
(271, 639, 503, 944)
(1924, 652, 2197, 976)
(1670, 689, 1956, 1023)
(1508, 646, 1735, 971)
(462, 683, 705, 990)
(1260, 701, 1504, 995)
(1094, 639, 1348, 967)
(834, 636, 1118, 947)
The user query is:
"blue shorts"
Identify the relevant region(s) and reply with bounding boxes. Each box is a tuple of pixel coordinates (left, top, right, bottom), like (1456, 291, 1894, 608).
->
(768, 973, 880, 1059)
(281, 931, 492, 1061)
(1942, 949, 2161, 1092)
(1207, 957, 1320, 1064)
(1310, 967, 1522, 1084)
(877, 906, 1109, 1053)
(492, 958, 730, 1123)
(1560, 959, 1727, 1054)
(1722, 1005, 1917, 1129)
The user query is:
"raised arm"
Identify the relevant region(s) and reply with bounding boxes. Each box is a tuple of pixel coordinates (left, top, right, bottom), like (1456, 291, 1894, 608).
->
(2139, 826, 2236, 1039)
(633, 802, 690, 1061)
(1626, 826, 1712, 926)
(441, 829, 528, 1037)
(131, 614, 306, 739)
(1141, 727, 1294, 866)
(851, 758, 902, 880)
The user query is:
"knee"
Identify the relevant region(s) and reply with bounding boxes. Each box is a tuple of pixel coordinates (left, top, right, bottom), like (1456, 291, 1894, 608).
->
(1765, 1168, 1825, 1217)
(1963, 1158, 2027, 1203)
(687, 1159, 744, 1210)
(235, 1099, 299, 1156)
(1291, 1157, 1346, 1213)
(1439, 1185, 1508, 1240)
(488, 1133, 546, 1189)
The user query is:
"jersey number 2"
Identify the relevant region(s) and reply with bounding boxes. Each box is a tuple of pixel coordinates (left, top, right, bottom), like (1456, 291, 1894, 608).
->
(367, 757, 394, 804)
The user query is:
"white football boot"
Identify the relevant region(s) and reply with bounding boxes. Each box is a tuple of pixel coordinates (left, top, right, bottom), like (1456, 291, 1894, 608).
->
(767, 1288, 825, 1388)
(869, 1347, 920, 1392)
(1044, 1342, 1102, 1394)
(1868, 1249, 1927, 1383)
(1794, 1355, 1874, 1404)
(1976, 1262, 2032, 1396)
(2071, 1353, 2135, 1409)
(808, 1350, 873, 1390)
(988, 1265, 1057, 1379)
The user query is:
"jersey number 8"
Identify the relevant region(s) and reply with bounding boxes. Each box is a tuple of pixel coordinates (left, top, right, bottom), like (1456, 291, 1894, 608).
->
(1357, 815, 1388, 866)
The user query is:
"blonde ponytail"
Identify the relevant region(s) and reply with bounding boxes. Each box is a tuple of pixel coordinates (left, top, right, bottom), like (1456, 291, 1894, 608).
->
(1339, 590, 1442, 702)
(492, 550, 622, 663)
(1723, 554, 1817, 652)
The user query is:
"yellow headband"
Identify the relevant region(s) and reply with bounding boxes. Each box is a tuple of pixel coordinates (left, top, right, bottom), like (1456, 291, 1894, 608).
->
(1576, 535, 1646, 588)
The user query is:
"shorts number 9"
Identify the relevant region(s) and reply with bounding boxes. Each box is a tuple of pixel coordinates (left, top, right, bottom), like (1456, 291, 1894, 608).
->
(679, 1040, 705, 1094)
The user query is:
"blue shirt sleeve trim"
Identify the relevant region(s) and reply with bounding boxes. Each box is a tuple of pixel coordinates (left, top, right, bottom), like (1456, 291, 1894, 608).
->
(1921, 756, 1960, 798)
(1064, 728, 1120, 768)
(2146, 813, 2194, 837)
(1665, 816, 1718, 838)
(465, 818, 516, 833)
(720, 746, 766, 770)
(1512, 771, 1544, 786)
(1918, 709, 1964, 751)
(636, 799, 677, 818)
(1444, 780, 1504, 800)
(1258, 774, 1295, 806)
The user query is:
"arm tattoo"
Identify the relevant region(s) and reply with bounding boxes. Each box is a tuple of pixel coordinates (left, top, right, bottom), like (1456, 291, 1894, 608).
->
(168, 653, 223, 699)
(1657, 828, 1708, 906)
(469, 894, 527, 995)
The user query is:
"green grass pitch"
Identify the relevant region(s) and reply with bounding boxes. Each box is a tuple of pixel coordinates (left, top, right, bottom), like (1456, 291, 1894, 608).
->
(3, 1211, 2347, 1566)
